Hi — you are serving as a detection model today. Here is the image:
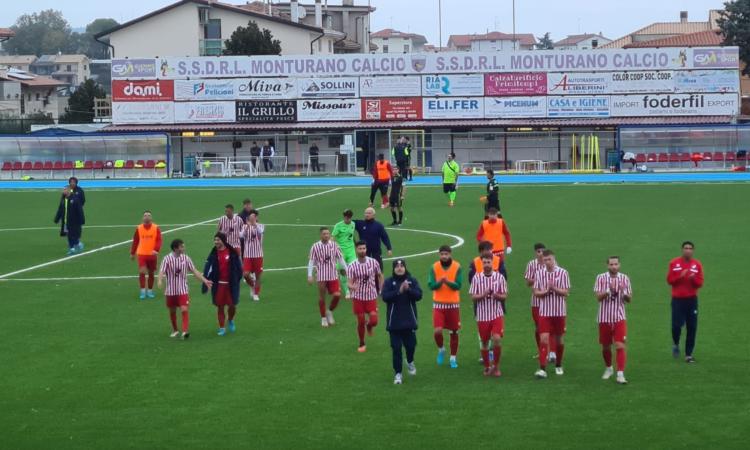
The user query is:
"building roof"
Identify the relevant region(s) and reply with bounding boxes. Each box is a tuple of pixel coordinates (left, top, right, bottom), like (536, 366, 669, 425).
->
(0, 28, 15, 38)
(447, 34, 472, 48)
(624, 29, 724, 48)
(600, 10, 721, 49)
(0, 72, 66, 87)
(273, 1, 375, 12)
(554, 33, 609, 46)
(94, 0, 323, 39)
(470, 32, 536, 46)
(0, 55, 37, 65)
(371, 28, 428, 45)
(50, 54, 90, 64)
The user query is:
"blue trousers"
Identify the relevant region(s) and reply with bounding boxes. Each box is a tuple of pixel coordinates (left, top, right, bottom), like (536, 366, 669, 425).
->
(672, 297, 698, 356)
(389, 329, 417, 374)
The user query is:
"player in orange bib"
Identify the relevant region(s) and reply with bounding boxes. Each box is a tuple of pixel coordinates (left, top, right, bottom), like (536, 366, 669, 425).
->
(130, 210, 162, 300)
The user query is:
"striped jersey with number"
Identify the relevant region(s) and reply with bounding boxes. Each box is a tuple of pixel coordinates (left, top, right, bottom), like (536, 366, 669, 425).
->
(242, 223, 264, 258)
(524, 258, 545, 307)
(160, 253, 196, 296)
(469, 271, 507, 321)
(309, 240, 343, 282)
(218, 214, 245, 248)
(594, 272, 632, 323)
(346, 257, 382, 301)
(533, 266, 571, 317)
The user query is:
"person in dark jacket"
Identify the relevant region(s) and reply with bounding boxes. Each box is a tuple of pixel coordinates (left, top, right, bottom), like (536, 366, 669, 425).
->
(54, 176, 86, 255)
(391, 137, 409, 180)
(261, 140, 275, 172)
(202, 232, 244, 336)
(309, 143, 321, 172)
(381, 258, 423, 385)
(354, 207, 393, 270)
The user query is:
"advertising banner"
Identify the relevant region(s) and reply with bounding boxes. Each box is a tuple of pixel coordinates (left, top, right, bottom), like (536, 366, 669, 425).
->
(692, 48, 741, 69)
(485, 73, 547, 96)
(112, 102, 174, 124)
(235, 78, 297, 100)
(173, 101, 236, 123)
(547, 96, 610, 117)
(360, 75, 421, 97)
(673, 70, 740, 93)
(111, 59, 157, 78)
(297, 77, 359, 98)
(484, 97, 547, 118)
(112, 80, 174, 102)
(174, 79, 236, 101)
(546, 71, 675, 95)
(422, 97, 484, 119)
(422, 74, 484, 96)
(236, 100, 297, 123)
(296, 99, 361, 122)
(610, 93, 739, 117)
(362, 98, 422, 121)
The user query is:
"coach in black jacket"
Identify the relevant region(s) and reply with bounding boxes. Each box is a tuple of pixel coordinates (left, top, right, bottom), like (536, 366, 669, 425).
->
(202, 232, 244, 305)
(54, 177, 86, 255)
(381, 258, 422, 384)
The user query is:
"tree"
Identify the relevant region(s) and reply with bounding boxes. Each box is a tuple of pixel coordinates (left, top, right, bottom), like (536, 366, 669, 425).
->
(3, 10, 73, 56)
(59, 79, 106, 124)
(718, 1, 750, 75)
(536, 32, 554, 50)
(223, 21, 282, 55)
(82, 18, 119, 59)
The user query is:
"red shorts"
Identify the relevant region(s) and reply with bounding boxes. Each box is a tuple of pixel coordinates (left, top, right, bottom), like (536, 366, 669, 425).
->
(243, 257, 264, 274)
(477, 317, 504, 341)
(539, 316, 566, 336)
(353, 299, 378, 314)
(232, 247, 241, 256)
(599, 321, 627, 345)
(433, 308, 461, 331)
(137, 255, 157, 272)
(166, 294, 189, 308)
(215, 283, 234, 307)
(531, 306, 540, 327)
(319, 279, 340, 295)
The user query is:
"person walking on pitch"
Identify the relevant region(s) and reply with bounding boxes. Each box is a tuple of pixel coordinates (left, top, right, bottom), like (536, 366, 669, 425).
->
(354, 207, 393, 270)
(54, 177, 86, 255)
(470, 255, 508, 377)
(370, 153, 393, 209)
(476, 208, 512, 279)
(533, 250, 571, 378)
(130, 210, 163, 300)
(428, 245, 463, 368)
(308, 227, 348, 327)
(332, 209, 357, 299)
(484, 169, 501, 213)
(217, 204, 244, 255)
(594, 256, 632, 384)
(388, 166, 406, 226)
(241, 209, 264, 302)
(667, 241, 704, 363)
(346, 241, 384, 352)
(525, 243, 553, 361)
(441, 153, 460, 207)
(202, 233, 244, 336)
(381, 258, 423, 385)
(391, 136, 410, 180)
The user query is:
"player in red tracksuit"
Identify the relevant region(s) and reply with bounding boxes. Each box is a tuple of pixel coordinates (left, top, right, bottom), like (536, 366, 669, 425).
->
(667, 241, 704, 363)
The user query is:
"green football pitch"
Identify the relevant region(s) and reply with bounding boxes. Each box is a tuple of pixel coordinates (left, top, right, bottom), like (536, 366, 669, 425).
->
(0, 183, 747, 449)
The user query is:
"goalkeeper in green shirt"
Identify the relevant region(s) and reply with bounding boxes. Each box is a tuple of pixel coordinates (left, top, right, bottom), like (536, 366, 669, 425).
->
(332, 209, 357, 298)
(441, 152, 460, 207)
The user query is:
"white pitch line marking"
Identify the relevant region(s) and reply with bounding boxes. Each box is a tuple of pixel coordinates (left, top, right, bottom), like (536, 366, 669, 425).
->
(0, 188, 341, 280)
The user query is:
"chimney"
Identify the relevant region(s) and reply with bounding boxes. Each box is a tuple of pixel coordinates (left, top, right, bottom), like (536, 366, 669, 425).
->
(291, 0, 299, 22)
(680, 11, 688, 23)
(315, 0, 323, 28)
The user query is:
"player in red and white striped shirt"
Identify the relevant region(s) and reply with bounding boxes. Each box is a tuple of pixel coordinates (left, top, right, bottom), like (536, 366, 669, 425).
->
(594, 256, 632, 385)
(533, 249, 570, 378)
(217, 204, 244, 254)
(308, 227, 348, 328)
(157, 239, 212, 340)
(525, 243, 558, 361)
(346, 241, 384, 352)
(469, 256, 508, 377)
(241, 209, 264, 302)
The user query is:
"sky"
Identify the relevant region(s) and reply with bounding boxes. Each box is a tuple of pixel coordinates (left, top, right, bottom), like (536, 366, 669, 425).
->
(2, 0, 728, 46)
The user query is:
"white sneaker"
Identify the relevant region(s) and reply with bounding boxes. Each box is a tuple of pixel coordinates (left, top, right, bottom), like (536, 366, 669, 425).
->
(345, 291, 352, 300)
(555, 367, 564, 376)
(252, 294, 260, 302)
(534, 369, 548, 379)
(407, 362, 417, 376)
(321, 317, 329, 328)
(394, 373, 403, 385)
(548, 352, 557, 364)
(616, 372, 628, 385)
(325, 309, 335, 326)
(602, 367, 614, 380)
(170, 331, 180, 338)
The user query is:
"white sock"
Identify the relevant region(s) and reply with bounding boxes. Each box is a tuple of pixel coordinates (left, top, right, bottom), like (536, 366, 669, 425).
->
(449, 355, 457, 361)
(140, 288, 146, 294)
(617, 371, 624, 377)
(439, 347, 445, 352)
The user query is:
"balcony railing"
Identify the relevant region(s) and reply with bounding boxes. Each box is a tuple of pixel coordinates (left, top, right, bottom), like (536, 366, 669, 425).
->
(200, 39, 224, 56)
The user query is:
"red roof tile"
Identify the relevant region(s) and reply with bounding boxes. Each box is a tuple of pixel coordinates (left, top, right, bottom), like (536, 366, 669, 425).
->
(554, 34, 609, 46)
(470, 32, 536, 46)
(624, 29, 724, 48)
(371, 28, 427, 44)
(0, 28, 14, 38)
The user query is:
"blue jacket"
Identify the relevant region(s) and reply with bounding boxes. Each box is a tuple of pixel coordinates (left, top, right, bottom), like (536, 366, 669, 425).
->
(54, 187, 85, 239)
(354, 219, 392, 256)
(202, 247, 243, 305)
(381, 275, 422, 331)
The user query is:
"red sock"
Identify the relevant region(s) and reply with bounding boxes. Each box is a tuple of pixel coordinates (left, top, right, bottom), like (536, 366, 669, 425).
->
(356, 313, 366, 345)
(382, 194, 388, 206)
(181, 310, 189, 332)
(254, 279, 261, 295)
(366, 312, 378, 333)
(228, 305, 236, 321)
(449, 332, 459, 356)
(556, 343, 565, 367)
(147, 272, 155, 289)
(493, 345, 502, 368)
(217, 307, 226, 328)
(539, 339, 549, 369)
(602, 347, 613, 367)
(550, 335, 558, 354)
(139, 273, 146, 289)
(169, 310, 177, 331)
(434, 331, 444, 348)
(616, 347, 626, 371)
(329, 295, 340, 311)
(481, 349, 490, 368)
(318, 298, 326, 317)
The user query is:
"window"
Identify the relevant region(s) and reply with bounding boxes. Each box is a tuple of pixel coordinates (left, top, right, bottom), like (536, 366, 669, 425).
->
(383, 44, 389, 53)
(328, 40, 332, 52)
(66, 65, 72, 72)
(84, 65, 87, 70)
(56, 65, 60, 71)
(36, 93, 40, 101)
(204, 19, 221, 39)
(403, 44, 409, 52)
(200, 19, 223, 56)
(198, 7, 210, 24)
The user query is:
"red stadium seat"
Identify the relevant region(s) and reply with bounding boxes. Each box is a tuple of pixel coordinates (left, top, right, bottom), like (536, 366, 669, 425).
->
(124, 160, 135, 169)
(135, 159, 145, 167)
(647, 153, 657, 163)
(668, 153, 680, 163)
(712, 152, 724, 161)
(93, 161, 104, 170)
(12, 162, 22, 171)
(657, 154, 668, 163)
(32, 162, 44, 170)
(701, 152, 712, 161)
(725, 151, 736, 162)
(2, 162, 12, 171)
(43, 161, 53, 170)
(635, 154, 646, 163)
(53, 161, 63, 170)
(145, 160, 156, 169)
(737, 151, 748, 162)
(62, 161, 74, 170)
(680, 153, 692, 163)
(22, 161, 32, 171)
(84, 161, 94, 170)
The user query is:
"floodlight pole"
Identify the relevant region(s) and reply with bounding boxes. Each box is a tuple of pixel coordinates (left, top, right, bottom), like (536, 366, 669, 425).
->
(438, 0, 443, 49)
(512, 0, 516, 51)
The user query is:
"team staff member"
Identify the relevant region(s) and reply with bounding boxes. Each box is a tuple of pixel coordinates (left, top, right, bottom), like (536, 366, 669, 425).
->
(441, 153, 460, 207)
(130, 210, 163, 300)
(484, 169, 500, 213)
(667, 241, 704, 363)
(382, 259, 423, 385)
(54, 177, 86, 255)
(370, 154, 393, 209)
(203, 233, 244, 336)
(391, 136, 410, 180)
(354, 207, 393, 270)
(476, 208, 512, 279)
(309, 143, 321, 172)
(388, 167, 406, 226)
(594, 256, 632, 385)
(428, 245, 463, 369)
